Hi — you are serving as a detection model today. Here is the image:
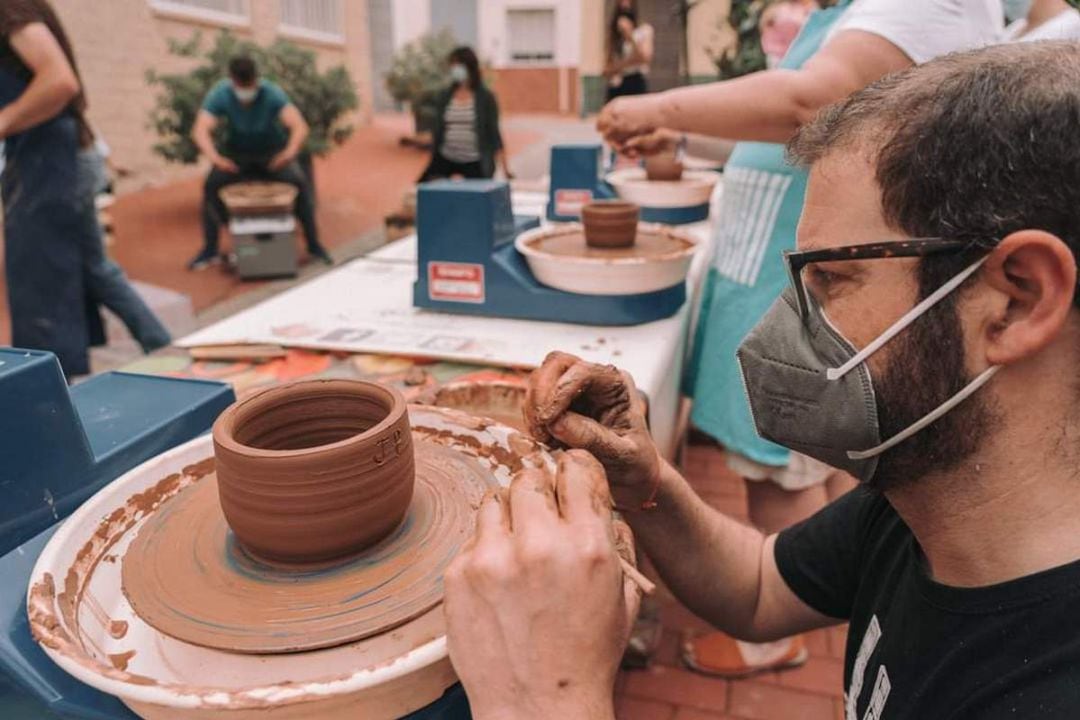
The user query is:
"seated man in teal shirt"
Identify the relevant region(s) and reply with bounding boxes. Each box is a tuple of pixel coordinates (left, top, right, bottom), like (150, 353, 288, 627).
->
(187, 55, 331, 270)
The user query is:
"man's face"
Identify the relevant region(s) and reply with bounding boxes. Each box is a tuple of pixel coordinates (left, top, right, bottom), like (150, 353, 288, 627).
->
(798, 152, 995, 490)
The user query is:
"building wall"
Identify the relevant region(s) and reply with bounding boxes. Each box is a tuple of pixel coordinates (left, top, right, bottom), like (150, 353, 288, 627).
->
(51, 0, 373, 187)
(431, 0, 480, 47)
(391, 0, 431, 48)
(579, 0, 732, 115)
(478, 0, 580, 115)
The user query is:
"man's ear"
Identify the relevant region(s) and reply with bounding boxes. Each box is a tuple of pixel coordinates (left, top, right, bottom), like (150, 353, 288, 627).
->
(981, 230, 1076, 366)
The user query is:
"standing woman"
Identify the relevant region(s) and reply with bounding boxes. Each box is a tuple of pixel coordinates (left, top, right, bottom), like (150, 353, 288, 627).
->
(0, 0, 96, 376)
(604, 0, 655, 102)
(419, 46, 512, 182)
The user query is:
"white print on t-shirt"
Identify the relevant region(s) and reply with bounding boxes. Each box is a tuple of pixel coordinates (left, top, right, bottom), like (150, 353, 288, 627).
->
(845, 615, 891, 720)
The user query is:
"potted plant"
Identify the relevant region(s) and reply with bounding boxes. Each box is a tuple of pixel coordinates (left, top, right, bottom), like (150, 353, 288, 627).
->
(146, 31, 359, 190)
(710, 0, 768, 80)
(384, 29, 457, 140)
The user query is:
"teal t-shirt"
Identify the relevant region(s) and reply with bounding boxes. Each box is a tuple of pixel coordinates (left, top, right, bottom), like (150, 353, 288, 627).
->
(685, 1, 851, 467)
(202, 79, 290, 157)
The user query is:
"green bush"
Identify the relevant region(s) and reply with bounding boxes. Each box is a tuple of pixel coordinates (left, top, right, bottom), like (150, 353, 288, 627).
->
(712, 0, 767, 80)
(146, 31, 359, 164)
(384, 30, 457, 135)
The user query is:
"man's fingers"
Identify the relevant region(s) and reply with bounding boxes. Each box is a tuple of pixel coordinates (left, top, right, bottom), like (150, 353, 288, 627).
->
(540, 361, 627, 425)
(508, 467, 559, 542)
(525, 351, 582, 441)
(548, 410, 632, 460)
(472, 488, 510, 549)
(556, 449, 613, 523)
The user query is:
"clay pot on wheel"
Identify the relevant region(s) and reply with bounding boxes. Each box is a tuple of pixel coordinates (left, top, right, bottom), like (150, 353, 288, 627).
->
(213, 379, 414, 565)
(581, 201, 640, 249)
(644, 153, 684, 182)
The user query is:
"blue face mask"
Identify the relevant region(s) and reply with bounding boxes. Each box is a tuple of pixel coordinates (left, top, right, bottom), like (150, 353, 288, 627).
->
(449, 65, 469, 84)
(1003, 0, 1033, 21)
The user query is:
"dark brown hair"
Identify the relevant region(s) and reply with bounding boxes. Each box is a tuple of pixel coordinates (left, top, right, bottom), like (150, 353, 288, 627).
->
(788, 41, 1080, 306)
(607, 0, 639, 61)
(448, 46, 482, 90)
(0, 0, 91, 145)
(228, 56, 258, 85)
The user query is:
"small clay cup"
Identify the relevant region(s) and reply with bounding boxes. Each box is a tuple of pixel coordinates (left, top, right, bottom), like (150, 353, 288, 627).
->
(644, 153, 684, 182)
(581, 201, 640, 249)
(212, 379, 414, 565)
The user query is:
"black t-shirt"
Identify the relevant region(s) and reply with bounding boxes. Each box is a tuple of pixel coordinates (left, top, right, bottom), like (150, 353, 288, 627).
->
(775, 487, 1080, 719)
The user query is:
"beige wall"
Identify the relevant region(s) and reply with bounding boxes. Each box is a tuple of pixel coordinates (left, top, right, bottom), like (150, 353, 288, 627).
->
(51, 0, 373, 189)
(688, 0, 732, 77)
(579, 0, 732, 78)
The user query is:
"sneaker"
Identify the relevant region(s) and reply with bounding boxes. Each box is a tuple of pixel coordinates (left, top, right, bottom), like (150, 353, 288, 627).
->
(308, 249, 334, 266)
(187, 250, 223, 271)
(681, 630, 808, 679)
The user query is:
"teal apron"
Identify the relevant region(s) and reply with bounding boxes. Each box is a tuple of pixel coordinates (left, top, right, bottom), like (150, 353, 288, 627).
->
(685, 1, 851, 466)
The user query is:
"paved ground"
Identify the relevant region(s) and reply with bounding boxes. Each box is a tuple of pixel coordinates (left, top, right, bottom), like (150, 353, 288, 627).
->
(616, 437, 847, 720)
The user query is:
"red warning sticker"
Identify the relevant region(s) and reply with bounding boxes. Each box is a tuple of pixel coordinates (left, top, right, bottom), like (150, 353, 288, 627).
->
(554, 188, 593, 217)
(428, 262, 485, 304)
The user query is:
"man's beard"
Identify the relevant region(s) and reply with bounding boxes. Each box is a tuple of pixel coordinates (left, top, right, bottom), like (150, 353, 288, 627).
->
(869, 295, 999, 492)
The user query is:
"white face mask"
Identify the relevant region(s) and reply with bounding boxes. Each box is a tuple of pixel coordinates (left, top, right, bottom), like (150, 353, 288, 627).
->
(233, 84, 258, 103)
(449, 65, 469, 84)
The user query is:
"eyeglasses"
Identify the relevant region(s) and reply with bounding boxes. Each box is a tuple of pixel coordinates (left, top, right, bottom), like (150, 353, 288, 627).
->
(783, 238, 994, 321)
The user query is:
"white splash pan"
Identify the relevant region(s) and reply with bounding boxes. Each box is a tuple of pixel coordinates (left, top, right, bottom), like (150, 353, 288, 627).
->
(515, 222, 700, 296)
(27, 405, 554, 720)
(605, 167, 719, 208)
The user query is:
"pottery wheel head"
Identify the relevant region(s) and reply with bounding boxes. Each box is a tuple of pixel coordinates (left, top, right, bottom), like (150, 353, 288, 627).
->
(121, 434, 497, 654)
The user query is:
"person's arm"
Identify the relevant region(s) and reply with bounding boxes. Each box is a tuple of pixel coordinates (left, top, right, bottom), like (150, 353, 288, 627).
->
(525, 353, 838, 642)
(191, 109, 238, 173)
(0, 22, 80, 139)
(598, 29, 912, 149)
(269, 104, 308, 171)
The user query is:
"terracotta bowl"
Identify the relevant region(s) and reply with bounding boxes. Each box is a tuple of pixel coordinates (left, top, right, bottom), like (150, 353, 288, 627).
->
(581, 200, 640, 249)
(644, 153, 684, 182)
(212, 379, 414, 565)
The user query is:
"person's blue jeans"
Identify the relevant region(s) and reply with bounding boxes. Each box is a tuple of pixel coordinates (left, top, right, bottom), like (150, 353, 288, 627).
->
(76, 149, 171, 353)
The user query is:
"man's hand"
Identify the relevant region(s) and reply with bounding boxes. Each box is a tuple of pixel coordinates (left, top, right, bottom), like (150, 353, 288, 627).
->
(445, 451, 639, 720)
(526, 352, 661, 509)
(596, 95, 665, 152)
(212, 155, 239, 174)
(268, 150, 295, 172)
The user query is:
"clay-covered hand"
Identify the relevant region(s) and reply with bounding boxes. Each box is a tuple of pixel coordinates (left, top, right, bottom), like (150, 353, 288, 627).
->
(621, 127, 680, 159)
(444, 451, 639, 720)
(596, 95, 664, 152)
(525, 351, 661, 509)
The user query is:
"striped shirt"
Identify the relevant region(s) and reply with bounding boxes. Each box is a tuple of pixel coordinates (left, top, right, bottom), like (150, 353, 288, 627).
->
(440, 99, 481, 163)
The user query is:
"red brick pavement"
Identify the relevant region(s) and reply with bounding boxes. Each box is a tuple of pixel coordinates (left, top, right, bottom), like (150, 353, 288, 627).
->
(616, 439, 848, 720)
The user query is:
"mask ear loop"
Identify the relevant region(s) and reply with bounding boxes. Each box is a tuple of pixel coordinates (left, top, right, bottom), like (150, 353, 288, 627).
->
(826, 257, 990, 381)
(847, 365, 1000, 460)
